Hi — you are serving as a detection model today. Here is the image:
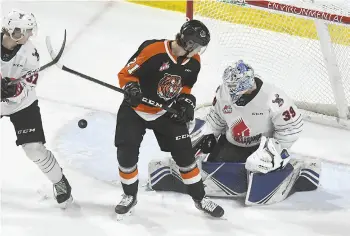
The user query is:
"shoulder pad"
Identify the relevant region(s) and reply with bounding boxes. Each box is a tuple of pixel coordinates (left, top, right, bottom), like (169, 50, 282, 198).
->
(22, 41, 40, 62)
(271, 93, 285, 107)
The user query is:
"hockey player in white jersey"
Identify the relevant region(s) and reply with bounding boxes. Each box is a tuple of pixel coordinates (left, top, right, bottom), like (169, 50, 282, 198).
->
(1, 9, 72, 206)
(148, 60, 321, 205)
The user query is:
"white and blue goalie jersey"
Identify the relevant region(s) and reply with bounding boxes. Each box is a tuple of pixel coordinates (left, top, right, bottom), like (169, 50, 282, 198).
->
(205, 78, 303, 150)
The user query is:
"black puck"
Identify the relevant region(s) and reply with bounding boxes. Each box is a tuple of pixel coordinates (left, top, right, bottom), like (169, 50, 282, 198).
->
(78, 119, 87, 129)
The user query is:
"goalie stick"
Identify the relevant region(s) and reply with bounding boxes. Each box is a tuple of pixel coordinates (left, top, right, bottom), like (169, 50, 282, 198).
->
(45, 37, 179, 115)
(8, 30, 67, 86)
(203, 163, 225, 182)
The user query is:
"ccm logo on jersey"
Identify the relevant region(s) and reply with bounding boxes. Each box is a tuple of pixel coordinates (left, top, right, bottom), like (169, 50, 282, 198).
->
(184, 98, 195, 109)
(141, 97, 163, 108)
(175, 134, 190, 140)
(17, 128, 36, 134)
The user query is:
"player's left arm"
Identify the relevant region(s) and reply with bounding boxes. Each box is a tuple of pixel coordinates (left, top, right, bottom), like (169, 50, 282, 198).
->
(270, 93, 303, 150)
(2, 44, 40, 101)
(246, 92, 303, 174)
(21, 45, 41, 88)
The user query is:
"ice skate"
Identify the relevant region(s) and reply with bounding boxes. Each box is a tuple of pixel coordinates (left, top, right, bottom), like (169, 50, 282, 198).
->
(194, 197, 224, 218)
(115, 194, 137, 220)
(53, 175, 73, 208)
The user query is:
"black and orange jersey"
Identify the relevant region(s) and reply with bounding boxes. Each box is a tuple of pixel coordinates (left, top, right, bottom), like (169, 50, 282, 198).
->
(118, 39, 201, 114)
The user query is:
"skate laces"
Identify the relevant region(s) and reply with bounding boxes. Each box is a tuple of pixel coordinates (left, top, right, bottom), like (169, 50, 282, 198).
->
(201, 198, 218, 212)
(119, 194, 134, 206)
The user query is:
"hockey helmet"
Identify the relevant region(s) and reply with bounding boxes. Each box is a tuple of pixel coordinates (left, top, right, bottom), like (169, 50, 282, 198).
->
(2, 9, 37, 41)
(222, 60, 256, 102)
(177, 19, 210, 53)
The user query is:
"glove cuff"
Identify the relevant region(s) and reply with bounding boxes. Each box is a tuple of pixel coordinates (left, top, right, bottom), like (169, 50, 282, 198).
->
(178, 93, 196, 109)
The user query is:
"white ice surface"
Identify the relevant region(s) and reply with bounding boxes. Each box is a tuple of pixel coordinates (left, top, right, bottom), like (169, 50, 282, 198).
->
(1, 1, 350, 236)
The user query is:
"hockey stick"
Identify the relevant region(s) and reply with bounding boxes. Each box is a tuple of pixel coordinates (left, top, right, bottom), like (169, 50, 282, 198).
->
(7, 30, 67, 86)
(45, 37, 179, 115)
(202, 163, 225, 183)
(40, 29, 67, 71)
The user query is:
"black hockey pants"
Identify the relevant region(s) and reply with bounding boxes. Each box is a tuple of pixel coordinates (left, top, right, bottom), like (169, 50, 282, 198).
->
(115, 101, 205, 200)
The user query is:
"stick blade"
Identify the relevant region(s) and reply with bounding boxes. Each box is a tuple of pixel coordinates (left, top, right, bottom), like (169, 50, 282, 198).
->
(41, 29, 67, 70)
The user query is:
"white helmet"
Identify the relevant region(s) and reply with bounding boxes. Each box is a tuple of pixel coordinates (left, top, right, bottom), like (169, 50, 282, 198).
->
(222, 60, 256, 102)
(2, 9, 37, 41)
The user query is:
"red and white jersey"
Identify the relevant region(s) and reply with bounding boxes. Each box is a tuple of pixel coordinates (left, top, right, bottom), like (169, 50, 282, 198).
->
(1, 40, 40, 116)
(205, 78, 303, 149)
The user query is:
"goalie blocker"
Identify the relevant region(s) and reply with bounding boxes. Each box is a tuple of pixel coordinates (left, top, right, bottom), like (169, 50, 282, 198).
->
(147, 118, 321, 205)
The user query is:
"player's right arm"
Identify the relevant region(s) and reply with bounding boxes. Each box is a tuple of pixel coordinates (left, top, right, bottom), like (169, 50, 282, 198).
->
(118, 40, 160, 88)
(204, 86, 227, 137)
(195, 87, 227, 154)
(118, 40, 165, 108)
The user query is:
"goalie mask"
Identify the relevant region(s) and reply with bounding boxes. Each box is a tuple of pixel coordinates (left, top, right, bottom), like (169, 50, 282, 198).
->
(2, 9, 38, 41)
(222, 60, 256, 102)
(177, 19, 210, 56)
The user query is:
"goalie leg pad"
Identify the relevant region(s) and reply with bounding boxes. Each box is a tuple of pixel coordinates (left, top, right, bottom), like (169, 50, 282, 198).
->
(148, 158, 248, 197)
(245, 159, 302, 205)
(148, 158, 187, 194)
(294, 159, 321, 192)
(202, 162, 247, 197)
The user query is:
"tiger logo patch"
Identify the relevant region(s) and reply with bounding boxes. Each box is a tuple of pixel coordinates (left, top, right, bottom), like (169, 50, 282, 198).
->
(157, 73, 182, 101)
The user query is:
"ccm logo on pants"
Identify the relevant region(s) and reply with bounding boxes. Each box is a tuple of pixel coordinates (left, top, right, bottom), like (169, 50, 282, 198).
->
(176, 134, 190, 140)
(17, 128, 36, 134)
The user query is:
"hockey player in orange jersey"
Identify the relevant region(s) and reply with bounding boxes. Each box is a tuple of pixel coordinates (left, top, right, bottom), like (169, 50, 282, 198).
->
(114, 19, 224, 218)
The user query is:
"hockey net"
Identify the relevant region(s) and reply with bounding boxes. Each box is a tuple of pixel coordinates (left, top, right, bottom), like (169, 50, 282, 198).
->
(186, 0, 350, 129)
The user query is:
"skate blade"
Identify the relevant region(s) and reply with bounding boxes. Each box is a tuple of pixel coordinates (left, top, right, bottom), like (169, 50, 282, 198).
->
(59, 195, 74, 209)
(115, 208, 134, 221)
(202, 211, 226, 220)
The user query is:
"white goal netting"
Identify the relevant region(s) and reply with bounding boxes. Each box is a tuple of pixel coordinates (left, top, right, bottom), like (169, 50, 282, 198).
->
(189, 0, 350, 128)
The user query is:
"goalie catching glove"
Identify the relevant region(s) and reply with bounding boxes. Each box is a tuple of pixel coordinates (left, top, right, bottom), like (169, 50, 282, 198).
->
(169, 93, 196, 124)
(245, 136, 291, 174)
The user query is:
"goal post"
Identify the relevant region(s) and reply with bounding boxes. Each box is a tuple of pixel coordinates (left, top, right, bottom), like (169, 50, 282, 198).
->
(186, 0, 350, 129)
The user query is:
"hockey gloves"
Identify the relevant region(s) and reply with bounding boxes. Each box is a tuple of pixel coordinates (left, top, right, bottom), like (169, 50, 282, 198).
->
(245, 137, 291, 174)
(197, 134, 217, 154)
(1, 77, 17, 100)
(124, 81, 143, 107)
(170, 93, 196, 124)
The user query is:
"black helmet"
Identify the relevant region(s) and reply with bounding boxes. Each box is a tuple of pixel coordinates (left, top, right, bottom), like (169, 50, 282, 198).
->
(177, 19, 210, 52)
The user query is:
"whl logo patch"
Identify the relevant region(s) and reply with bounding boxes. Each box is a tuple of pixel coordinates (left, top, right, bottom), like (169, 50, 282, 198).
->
(159, 61, 170, 71)
(222, 105, 232, 114)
